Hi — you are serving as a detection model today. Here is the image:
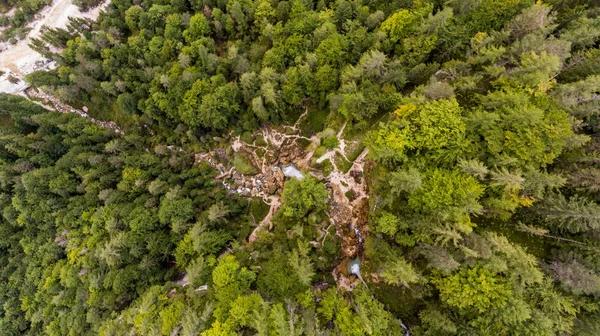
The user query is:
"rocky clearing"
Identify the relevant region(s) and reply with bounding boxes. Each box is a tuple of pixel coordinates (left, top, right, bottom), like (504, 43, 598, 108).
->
(195, 110, 371, 290)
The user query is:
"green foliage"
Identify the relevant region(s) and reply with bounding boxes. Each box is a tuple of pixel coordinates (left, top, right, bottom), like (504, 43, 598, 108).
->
(232, 152, 258, 175)
(184, 13, 211, 43)
(212, 255, 256, 320)
(0, 0, 55, 43)
(380, 4, 433, 43)
(281, 176, 328, 220)
(379, 257, 420, 287)
(158, 197, 195, 231)
(287, 240, 315, 287)
(322, 134, 339, 149)
(0, 104, 242, 335)
(408, 169, 484, 223)
(417, 307, 458, 335)
(433, 266, 512, 313)
(179, 76, 241, 129)
(536, 193, 600, 234)
(6, 0, 600, 335)
(366, 97, 466, 161)
(374, 211, 400, 236)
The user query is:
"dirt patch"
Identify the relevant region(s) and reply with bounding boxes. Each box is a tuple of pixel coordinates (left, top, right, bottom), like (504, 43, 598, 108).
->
(0, 0, 108, 94)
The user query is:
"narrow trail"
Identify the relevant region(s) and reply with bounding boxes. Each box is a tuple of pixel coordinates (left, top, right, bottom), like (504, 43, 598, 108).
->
(248, 195, 280, 242)
(315, 121, 350, 165)
(26, 88, 124, 134)
(335, 121, 350, 161)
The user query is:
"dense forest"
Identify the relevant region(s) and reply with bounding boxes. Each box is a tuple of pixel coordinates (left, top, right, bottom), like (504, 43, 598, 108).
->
(0, 0, 599, 334)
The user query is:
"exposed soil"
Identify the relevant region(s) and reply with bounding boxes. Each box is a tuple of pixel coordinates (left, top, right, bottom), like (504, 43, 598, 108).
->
(0, 0, 108, 94)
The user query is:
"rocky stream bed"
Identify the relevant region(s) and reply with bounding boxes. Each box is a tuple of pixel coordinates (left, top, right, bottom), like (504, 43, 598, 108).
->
(195, 110, 372, 291)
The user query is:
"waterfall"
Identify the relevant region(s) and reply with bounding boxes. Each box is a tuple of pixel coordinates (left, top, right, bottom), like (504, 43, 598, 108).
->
(348, 258, 368, 289)
(351, 224, 364, 244)
(280, 163, 304, 179)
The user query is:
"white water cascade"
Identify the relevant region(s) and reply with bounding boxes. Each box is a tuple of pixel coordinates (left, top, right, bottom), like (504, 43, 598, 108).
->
(280, 163, 304, 179)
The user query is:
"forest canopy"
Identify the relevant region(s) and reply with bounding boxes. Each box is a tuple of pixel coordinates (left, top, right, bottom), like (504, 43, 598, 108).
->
(1, 0, 600, 335)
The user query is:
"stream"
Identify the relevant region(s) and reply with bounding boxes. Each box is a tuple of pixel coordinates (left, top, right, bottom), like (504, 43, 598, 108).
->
(280, 163, 304, 179)
(195, 110, 371, 273)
